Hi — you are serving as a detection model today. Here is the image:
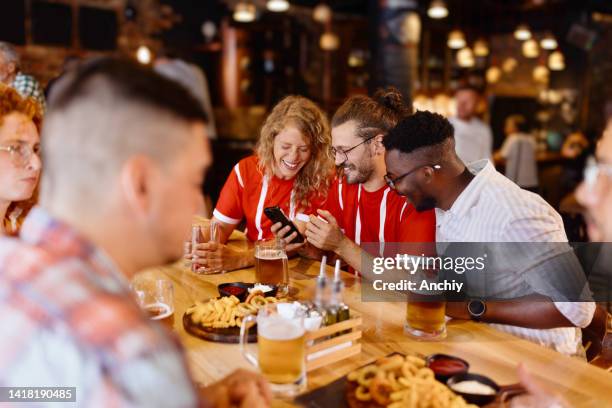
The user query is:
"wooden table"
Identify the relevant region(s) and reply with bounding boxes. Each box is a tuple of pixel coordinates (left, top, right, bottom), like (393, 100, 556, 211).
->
(140, 255, 612, 407)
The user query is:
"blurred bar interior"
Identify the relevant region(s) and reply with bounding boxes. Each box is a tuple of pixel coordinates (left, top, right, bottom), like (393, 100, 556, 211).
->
(3, 0, 611, 237)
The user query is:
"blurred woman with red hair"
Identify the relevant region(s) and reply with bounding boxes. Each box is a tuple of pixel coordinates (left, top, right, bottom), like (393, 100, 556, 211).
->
(0, 84, 43, 235)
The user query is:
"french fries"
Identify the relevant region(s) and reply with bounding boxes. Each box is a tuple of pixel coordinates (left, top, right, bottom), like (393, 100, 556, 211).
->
(185, 294, 282, 329)
(347, 354, 478, 408)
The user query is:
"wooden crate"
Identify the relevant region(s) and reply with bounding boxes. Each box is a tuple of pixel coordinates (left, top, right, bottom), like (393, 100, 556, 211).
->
(305, 313, 362, 372)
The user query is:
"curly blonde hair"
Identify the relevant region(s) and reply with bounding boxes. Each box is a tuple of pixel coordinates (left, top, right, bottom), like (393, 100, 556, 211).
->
(0, 84, 43, 235)
(255, 96, 333, 210)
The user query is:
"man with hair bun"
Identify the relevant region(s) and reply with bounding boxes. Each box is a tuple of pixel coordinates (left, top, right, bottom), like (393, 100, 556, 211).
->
(275, 88, 436, 272)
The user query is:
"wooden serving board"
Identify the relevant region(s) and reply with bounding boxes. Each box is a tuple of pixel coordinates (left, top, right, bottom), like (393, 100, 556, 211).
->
(296, 353, 524, 408)
(182, 312, 257, 344)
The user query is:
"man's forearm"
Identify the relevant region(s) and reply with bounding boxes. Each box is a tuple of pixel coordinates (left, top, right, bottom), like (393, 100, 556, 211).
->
(481, 296, 575, 329)
(335, 237, 373, 274)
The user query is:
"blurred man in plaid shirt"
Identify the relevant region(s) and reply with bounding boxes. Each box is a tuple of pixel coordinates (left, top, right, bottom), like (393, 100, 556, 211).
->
(0, 58, 270, 407)
(0, 42, 46, 112)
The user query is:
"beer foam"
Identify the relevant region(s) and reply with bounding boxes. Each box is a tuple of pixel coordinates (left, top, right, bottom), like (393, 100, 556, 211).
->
(258, 317, 304, 340)
(144, 302, 173, 320)
(256, 250, 286, 260)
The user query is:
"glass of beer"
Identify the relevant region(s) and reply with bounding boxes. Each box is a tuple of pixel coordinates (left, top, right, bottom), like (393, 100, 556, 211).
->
(404, 270, 446, 340)
(240, 303, 306, 397)
(255, 238, 289, 294)
(131, 276, 175, 330)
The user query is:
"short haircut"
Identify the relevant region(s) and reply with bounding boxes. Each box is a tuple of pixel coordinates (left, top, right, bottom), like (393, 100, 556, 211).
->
(383, 111, 454, 161)
(331, 87, 412, 139)
(41, 57, 208, 209)
(0, 42, 20, 69)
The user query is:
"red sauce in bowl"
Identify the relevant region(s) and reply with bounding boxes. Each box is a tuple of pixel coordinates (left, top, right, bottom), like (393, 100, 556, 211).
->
(428, 357, 468, 376)
(224, 286, 246, 296)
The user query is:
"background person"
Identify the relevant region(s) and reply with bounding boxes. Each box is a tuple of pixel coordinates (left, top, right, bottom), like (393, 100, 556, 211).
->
(494, 114, 538, 191)
(0, 42, 46, 112)
(0, 84, 42, 236)
(449, 85, 492, 165)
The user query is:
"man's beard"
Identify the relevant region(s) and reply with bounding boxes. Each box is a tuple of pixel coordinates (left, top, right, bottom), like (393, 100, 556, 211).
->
(341, 151, 375, 185)
(343, 162, 374, 184)
(415, 196, 437, 212)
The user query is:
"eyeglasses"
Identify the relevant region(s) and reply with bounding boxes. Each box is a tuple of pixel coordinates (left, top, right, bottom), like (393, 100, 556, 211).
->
(583, 156, 612, 192)
(0, 142, 41, 167)
(384, 164, 441, 190)
(330, 135, 376, 164)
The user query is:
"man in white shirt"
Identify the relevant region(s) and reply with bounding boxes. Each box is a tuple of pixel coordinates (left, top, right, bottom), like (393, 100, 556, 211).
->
(449, 86, 492, 165)
(383, 110, 595, 356)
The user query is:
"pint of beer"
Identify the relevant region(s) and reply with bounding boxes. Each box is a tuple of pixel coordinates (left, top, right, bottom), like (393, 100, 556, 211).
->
(240, 303, 306, 397)
(131, 276, 175, 330)
(255, 239, 289, 290)
(404, 268, 446, 340)
(405, 295, 446, 340)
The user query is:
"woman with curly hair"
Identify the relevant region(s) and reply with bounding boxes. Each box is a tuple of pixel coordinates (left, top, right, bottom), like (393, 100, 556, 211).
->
(0, 84, 42, 236)
(191, 95, 334, 272)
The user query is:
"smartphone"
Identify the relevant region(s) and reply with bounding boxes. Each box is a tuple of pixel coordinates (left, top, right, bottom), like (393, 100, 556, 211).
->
(264, 206, 304, 244)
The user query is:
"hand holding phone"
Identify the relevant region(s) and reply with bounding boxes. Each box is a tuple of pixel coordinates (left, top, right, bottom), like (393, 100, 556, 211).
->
(264, 206, 304, 244)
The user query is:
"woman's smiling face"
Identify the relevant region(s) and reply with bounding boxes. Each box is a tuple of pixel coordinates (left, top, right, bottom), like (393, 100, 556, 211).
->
(272, 126, 311, 179)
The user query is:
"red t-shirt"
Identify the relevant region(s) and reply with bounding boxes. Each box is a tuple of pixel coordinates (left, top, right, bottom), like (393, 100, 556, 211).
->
(214, 155, 326, 242)
(325, 177, 436, 251)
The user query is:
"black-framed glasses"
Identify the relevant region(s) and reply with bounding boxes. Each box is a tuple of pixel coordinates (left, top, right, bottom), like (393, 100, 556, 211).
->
(384, 164, 441, 189)
(0, 142, 41, 167)
(330, 135, 376, 164)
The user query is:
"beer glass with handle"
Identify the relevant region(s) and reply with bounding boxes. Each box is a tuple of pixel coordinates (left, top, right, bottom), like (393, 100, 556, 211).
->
(405, 258, 447, 340)
(254, 238, 289, 294)
(240, 303, 307, 397)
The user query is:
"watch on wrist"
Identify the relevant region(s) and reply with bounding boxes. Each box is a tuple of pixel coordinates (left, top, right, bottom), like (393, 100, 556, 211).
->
(467, 299, 486, 321)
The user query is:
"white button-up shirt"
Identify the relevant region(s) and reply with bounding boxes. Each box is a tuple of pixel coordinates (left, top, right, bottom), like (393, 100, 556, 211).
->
(449, 117, 493, 165)
(436, 160, 594, 356)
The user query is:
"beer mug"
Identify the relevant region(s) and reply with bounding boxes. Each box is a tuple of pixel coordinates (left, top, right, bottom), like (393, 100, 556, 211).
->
(240, 303, 307, 397)
(131, 276, 175, 329)
(405, 268, 447, 340)
(254, 238, 289, 294)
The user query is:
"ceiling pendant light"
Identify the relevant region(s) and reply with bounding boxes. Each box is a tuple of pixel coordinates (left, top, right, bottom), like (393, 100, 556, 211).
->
(486, 66, 501, 84)
(313, 3, 332, 24)
(473, 39, 489, 57)
(447, 30, 466, 49)
(267, 0, 290, 12)
(533, 65, 550, 83)
(136, 45, 152, 65)
(514, 24, 532, 41)
(540, 33, 558, 50)
(457, 47, 475, 67)
(502, 57, 518, 73)
(548, 51, 565, 71)
(427, 0, 448, 19)
(522, 39, 540, 58)
(233, 2, 256, 22)
(320, 32, 340, 51)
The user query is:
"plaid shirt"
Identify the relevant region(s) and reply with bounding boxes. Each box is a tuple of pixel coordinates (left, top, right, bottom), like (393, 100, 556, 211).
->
(11, 72, 46, 113)
(0, 208, 198, 407)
